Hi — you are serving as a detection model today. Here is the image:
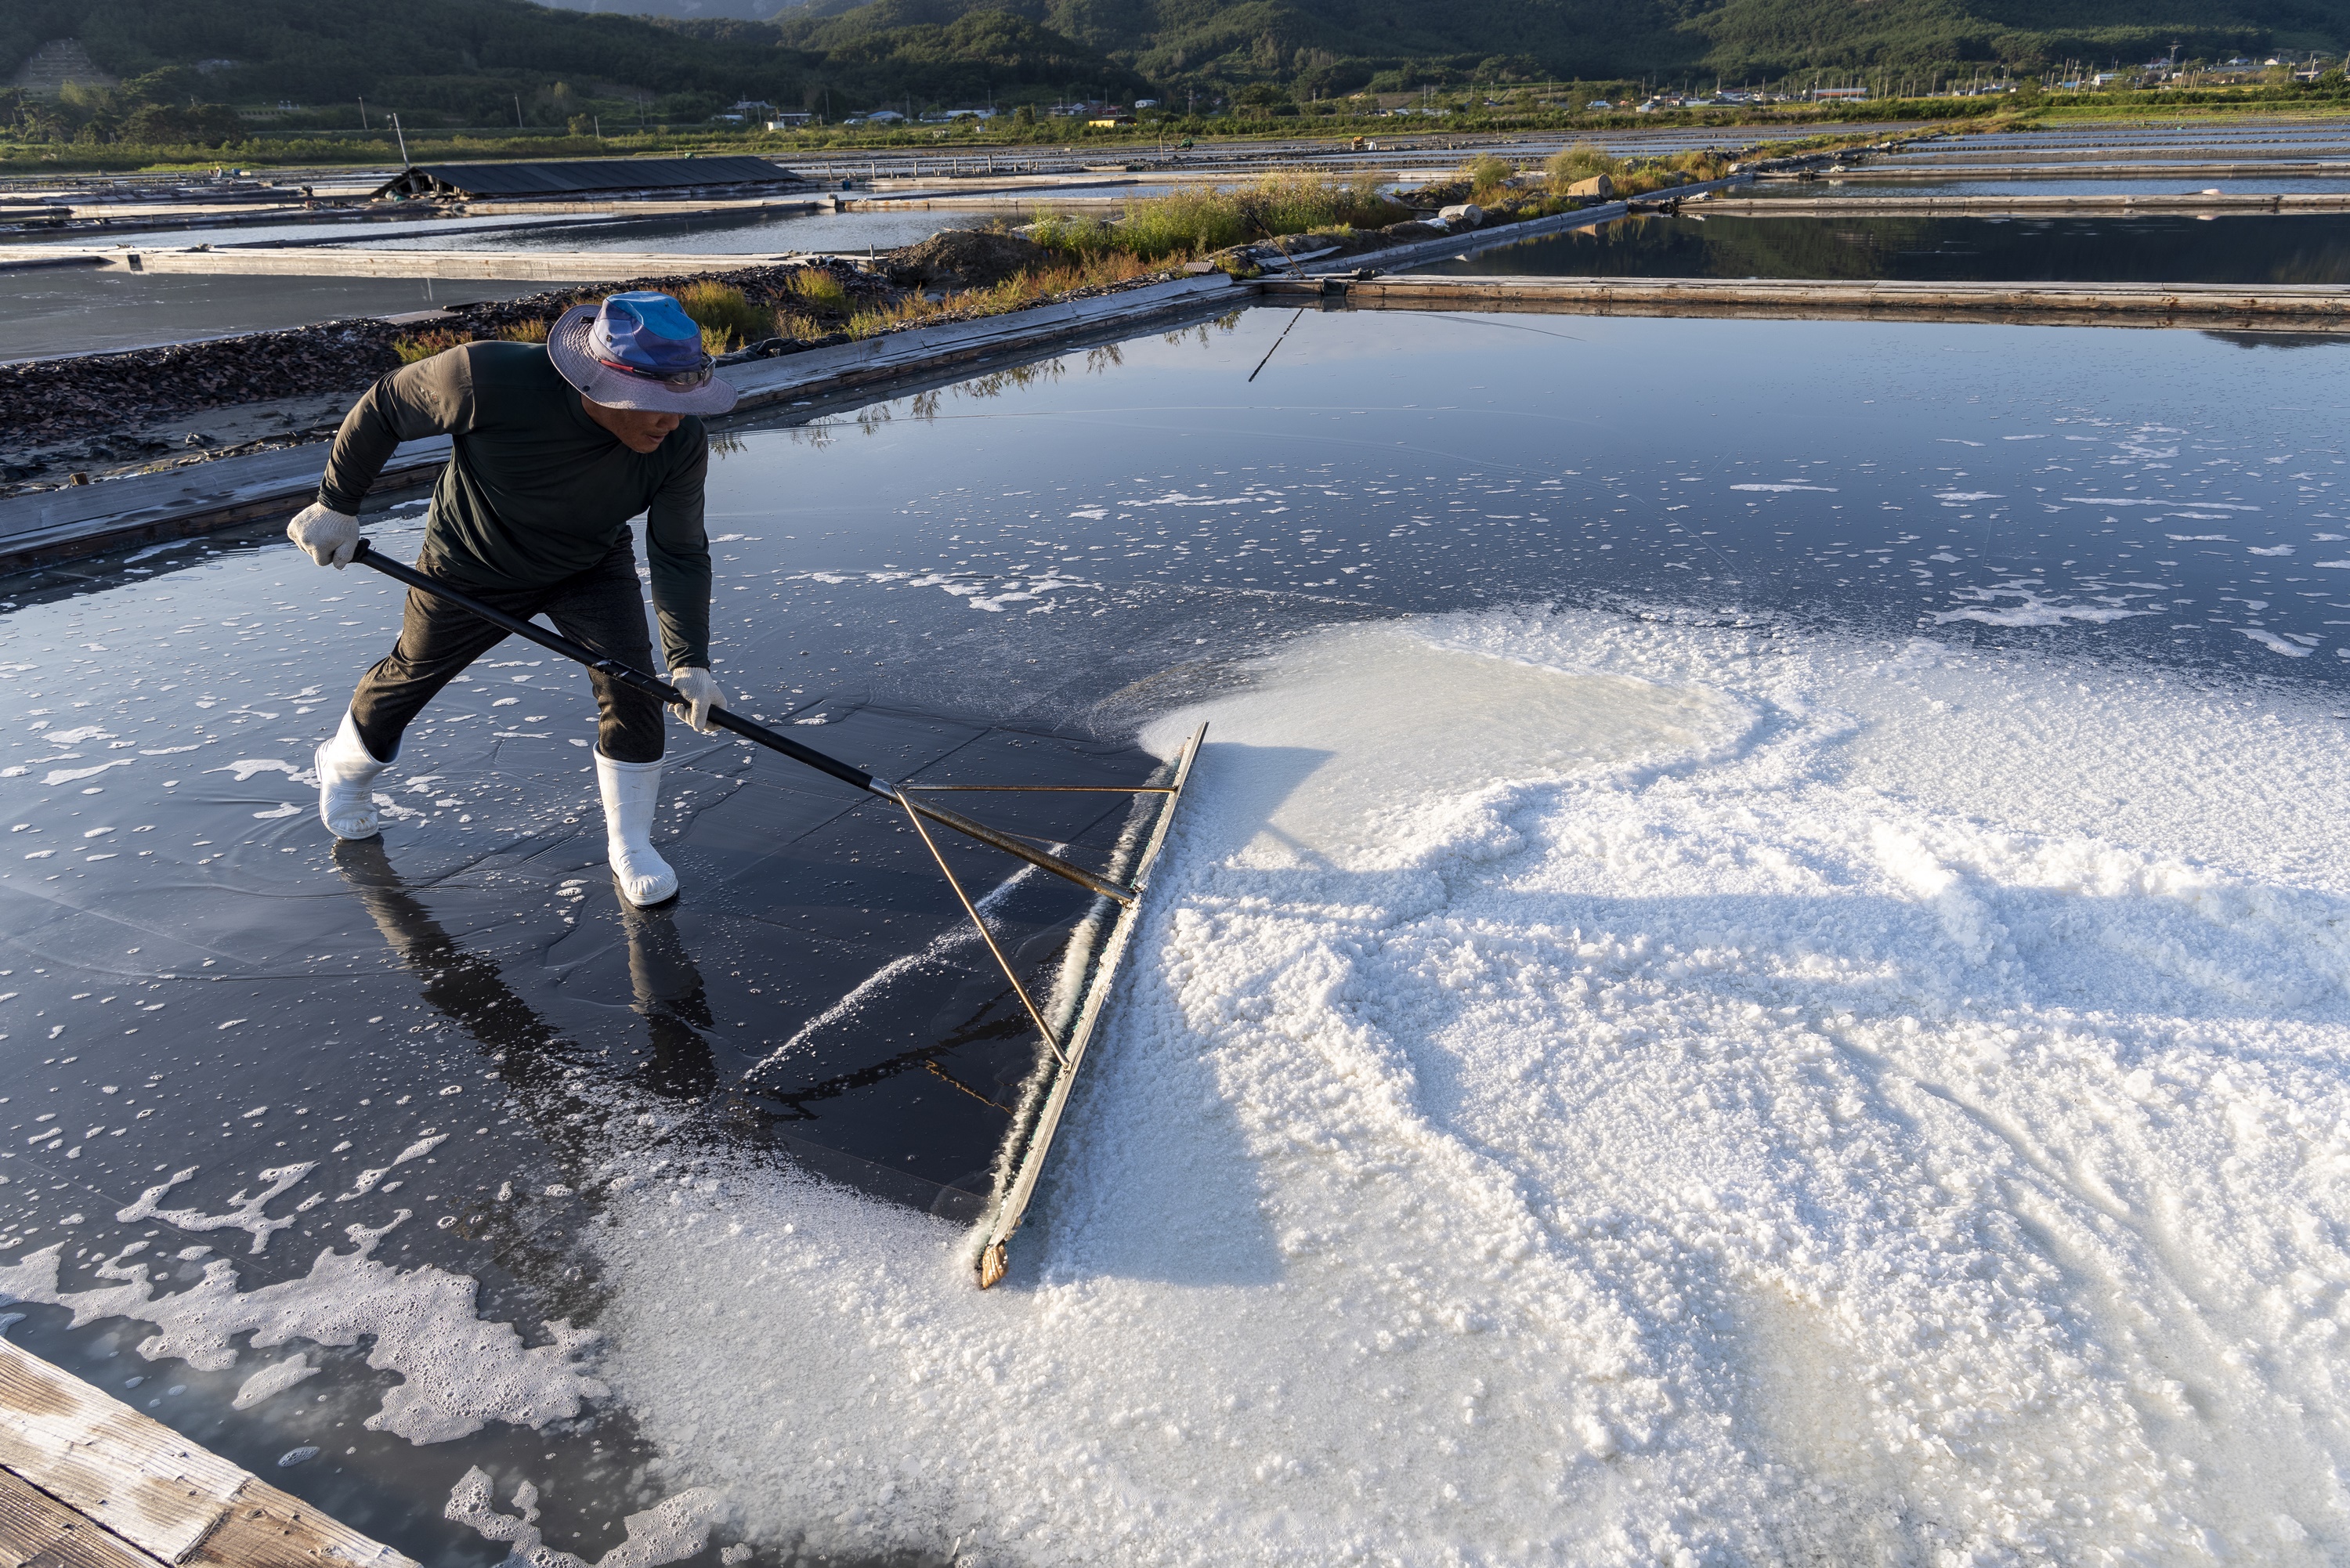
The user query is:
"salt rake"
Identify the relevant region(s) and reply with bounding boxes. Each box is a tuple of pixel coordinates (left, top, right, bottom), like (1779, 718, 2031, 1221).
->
(349, 538, 1202, 1286)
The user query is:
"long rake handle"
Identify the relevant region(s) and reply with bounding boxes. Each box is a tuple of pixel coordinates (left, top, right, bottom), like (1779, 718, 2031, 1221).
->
(349, 539, 1133, 905)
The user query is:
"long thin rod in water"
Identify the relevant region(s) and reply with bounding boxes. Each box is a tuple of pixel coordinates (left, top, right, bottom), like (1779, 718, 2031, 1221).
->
(349, 539, 1131, 903)
(1247, 308, 1306, 383)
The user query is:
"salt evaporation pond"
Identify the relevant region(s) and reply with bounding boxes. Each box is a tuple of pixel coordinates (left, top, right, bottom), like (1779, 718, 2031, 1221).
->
(2, 271, 569, 363)
(3, 306, 2349, 1563)
(1427, 208, 2350, 285)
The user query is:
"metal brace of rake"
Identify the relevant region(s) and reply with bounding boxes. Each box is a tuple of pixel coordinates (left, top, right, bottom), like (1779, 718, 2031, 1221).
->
(349, 539, 1202, 1286)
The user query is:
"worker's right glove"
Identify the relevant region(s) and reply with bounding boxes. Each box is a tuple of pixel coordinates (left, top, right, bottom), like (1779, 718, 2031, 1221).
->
(668, 667, 723, 734)
(287, 502, 360, 569)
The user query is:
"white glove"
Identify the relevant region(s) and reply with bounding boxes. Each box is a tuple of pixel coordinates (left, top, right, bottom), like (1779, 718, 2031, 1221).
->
(287, 502, 360, 568)
(668, 667, 722, 734)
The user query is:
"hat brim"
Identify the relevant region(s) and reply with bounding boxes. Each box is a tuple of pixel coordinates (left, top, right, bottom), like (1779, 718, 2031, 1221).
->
(548, 304, 739, 417)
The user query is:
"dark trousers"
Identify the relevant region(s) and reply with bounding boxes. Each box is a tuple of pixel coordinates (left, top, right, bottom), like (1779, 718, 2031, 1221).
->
(349, 534, 665, 764)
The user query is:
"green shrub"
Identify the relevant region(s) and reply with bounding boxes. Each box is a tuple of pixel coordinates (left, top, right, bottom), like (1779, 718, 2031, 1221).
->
(786, 267, 849, 310)
(1464, 154, 1516, 204)
(391, 328, 472, 364)
(674, 280, 767, 352)
(1033, 172, 1411, 264)
(1546, 143, 1622, 186)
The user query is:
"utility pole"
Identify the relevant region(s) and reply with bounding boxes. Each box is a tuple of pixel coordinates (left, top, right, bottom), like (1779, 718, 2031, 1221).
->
(392, 112, 410, 165)
(515, 94, 524, 130)
(357, 95, 367, 129)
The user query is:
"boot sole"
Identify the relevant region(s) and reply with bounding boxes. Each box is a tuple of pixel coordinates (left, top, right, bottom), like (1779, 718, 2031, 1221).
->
(612, 873, 680, 910)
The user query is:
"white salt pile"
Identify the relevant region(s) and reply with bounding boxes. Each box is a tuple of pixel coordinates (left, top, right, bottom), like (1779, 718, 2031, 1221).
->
(594, 610, 2350, 1563)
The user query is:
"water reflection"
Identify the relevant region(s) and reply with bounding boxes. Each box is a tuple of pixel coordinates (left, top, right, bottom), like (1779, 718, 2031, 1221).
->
(334, 836, 718, 1119)
(1426, 210, 2350, 285)
(713, 305, 2350, 677)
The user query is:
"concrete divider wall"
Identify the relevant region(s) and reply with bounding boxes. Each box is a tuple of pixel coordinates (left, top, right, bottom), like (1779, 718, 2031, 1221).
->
(1310, 173, 1750, 276)
(724, 271, 1238, 413)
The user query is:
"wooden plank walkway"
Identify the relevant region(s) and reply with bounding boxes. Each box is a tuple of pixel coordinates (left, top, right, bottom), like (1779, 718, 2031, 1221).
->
(1266, 273, 2350, 331)
(1706, 192, 2350, 215)
(0, 1336, 415, 1568)
(1792, 160, 2350, 181)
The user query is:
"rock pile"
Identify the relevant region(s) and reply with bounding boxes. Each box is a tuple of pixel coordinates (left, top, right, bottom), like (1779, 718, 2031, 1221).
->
(2, 319, 410, 455)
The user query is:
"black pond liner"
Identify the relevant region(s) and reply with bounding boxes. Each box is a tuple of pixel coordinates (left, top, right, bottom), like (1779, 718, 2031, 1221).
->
(329, 696, 1184, 1237)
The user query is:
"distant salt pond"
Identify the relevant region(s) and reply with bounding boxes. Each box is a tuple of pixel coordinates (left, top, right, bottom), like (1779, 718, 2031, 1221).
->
(0, 270, 564, 362)
(2, 306, 2348, 1565)
(1426, 208, 2350, 285)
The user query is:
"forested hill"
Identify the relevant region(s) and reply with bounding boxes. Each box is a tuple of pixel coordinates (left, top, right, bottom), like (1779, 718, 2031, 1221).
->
(751, 0, 2350, 89)
(0, 0, 1145, 122)
(9, 0, 2350, 123)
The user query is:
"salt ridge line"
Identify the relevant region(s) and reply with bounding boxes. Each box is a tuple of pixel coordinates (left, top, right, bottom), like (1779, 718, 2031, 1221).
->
(589, 611, 2350, 1565)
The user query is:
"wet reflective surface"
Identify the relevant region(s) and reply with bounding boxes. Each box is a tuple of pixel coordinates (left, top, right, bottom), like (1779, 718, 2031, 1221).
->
(2, 271, 567, 362)
(355, 206, 979, 257)
(1425, 208, 2350, 284)
(5, 302, 2349, 1562)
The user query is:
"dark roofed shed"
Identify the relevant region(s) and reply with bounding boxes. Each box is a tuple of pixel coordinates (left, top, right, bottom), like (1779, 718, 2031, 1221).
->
(374, 157, 798, 201)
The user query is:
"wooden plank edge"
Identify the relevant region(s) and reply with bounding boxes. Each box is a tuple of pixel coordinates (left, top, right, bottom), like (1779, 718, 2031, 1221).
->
(0, 1338, 417, 1568)
(0, 1465, 167, 1566)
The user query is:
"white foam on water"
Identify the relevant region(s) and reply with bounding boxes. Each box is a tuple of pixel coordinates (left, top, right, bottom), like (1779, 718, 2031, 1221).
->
(593, 611, 2350, 1563)
(446, 1469, 723, 1568)
(232, 1350, 319, 1409)
(0, 1217, 605, 1443)
(116, 1164, 315, 1253)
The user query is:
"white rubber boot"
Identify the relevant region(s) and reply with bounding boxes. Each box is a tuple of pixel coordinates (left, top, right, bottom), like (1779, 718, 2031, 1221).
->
(315, 710, 395, 840)
(596, 753, 678, 907)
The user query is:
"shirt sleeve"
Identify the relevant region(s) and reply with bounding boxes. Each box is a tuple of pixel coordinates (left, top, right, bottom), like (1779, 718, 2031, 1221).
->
(644, 436, 712, 672)
(315, 349, 481, 515)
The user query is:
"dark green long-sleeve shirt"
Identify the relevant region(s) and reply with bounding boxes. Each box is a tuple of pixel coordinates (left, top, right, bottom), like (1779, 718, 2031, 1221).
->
(317, 341, 712, 670)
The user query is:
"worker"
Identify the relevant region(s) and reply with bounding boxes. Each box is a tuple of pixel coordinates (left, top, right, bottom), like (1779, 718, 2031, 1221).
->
(284, 290, 736, 908)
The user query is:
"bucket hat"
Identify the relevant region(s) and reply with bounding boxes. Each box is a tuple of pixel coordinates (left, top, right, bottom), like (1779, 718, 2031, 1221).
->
(548, 291, 739, 416)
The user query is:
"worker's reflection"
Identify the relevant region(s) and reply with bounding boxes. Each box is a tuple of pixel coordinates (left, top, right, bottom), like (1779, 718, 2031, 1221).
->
(331, 838, 717, 1117)
(620, 900, 718, 1100)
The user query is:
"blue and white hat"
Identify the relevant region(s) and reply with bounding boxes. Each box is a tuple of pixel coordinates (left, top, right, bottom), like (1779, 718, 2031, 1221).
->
(548, 291, 738, 415)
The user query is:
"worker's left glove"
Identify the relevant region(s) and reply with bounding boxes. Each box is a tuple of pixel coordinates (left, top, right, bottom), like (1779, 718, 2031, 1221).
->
(668, 667, 722, 734)
(287, 502, 360, 569)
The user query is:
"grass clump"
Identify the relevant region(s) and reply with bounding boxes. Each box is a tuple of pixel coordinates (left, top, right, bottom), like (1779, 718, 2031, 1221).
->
(1545, 143, 1622, 187)
(775, 266, 856, 340)
(391, 327, 471, 364)
(495, 319, 551, 343)
(1463, 154, 1517, 205)
(1033, 171, 1410, 263)
(841, 251, 1162, 339)
(787, 268, 851, 309)
(674, 280, 768, 352)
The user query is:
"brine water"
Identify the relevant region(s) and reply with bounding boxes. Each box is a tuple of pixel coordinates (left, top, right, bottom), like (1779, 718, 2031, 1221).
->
(3, 305, 2348, 1564)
